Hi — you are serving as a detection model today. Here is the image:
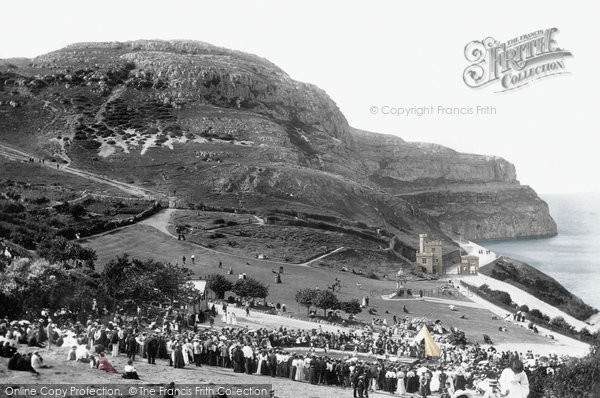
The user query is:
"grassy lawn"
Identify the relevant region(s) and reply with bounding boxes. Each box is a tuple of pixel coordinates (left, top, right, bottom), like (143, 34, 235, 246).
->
(81, 218, 559, 348)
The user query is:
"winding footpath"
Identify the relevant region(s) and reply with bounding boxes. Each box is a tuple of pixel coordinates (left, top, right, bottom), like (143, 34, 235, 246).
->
(0, 143, 159, 199)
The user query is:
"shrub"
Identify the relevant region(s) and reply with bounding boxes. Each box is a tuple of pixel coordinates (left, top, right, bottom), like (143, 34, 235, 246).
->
(207, 274, 233, 299)
(366, 271, 379, 280)
(233, 278, 269, 301)
(1, 202, 25, 214)
(529, 308, 544, 319)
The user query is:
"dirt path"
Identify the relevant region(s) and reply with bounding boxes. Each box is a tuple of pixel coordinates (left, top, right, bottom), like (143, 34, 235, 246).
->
(210, 302, 354, 333)
(452, 274, 590, 331)
(0, 143, 160, 199)
(450, 276, 590, 357)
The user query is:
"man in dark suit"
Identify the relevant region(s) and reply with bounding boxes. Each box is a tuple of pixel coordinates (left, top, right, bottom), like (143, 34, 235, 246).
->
(267, 350, 277, 377)
(126, 334, 138, 362)
(146, 335, 159, 364)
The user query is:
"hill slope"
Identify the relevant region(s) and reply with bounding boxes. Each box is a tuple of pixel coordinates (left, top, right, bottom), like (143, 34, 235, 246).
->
(0, 40, 557, 266)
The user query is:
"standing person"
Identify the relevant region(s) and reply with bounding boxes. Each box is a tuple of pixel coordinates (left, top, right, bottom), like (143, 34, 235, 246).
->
(191, 255, 195, 264)
(499, 360, 529, 398)
(110, 328, 119, 357)
(419, 372, 429, 398)
(147, 335, 159, 365)
(396, 367, 406, 395)
(455, 362, 468, 391)
(46, 321, 54, 351)
(232, 345, 245, 373)
(173, 345, 185, 369)
(242, 343, 254, 374)
(126, 334, 138, 362)
(193, 339, 202, 367)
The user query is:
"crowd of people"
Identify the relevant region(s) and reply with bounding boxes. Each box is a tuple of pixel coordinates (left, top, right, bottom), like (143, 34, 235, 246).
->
(0, 305, 565, 398)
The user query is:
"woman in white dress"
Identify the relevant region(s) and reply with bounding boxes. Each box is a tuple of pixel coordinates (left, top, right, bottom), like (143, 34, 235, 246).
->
(295, 355, 305, 381)
(396, 367, 406, 395)
(291, 357, 300, 381)
(256, 351, 267, 374)
(430, 367, 442, 393)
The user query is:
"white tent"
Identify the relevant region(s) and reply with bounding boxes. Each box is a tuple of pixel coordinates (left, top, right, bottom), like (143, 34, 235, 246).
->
(190, 279, 207, 294)
(412, 325, 441, 357)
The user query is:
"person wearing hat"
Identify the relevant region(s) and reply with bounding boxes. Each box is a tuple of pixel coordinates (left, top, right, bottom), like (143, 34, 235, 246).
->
(482, 379, 504, 398)
(499, 359, 529, 398)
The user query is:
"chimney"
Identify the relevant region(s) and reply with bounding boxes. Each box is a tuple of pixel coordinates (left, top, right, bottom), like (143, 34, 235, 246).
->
(419, 234, 427, 253)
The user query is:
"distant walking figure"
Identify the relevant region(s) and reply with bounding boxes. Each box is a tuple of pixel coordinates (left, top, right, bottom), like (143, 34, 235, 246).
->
(191, 255, 195, 264)
(182, 256, 186, 264)
(218, 261, 223, 268)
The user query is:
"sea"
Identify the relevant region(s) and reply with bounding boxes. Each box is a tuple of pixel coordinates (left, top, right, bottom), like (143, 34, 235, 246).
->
(477, 192, 600, 312)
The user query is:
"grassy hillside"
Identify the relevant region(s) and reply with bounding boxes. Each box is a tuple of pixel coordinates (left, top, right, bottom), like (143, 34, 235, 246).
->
(480, 257, 597, 321)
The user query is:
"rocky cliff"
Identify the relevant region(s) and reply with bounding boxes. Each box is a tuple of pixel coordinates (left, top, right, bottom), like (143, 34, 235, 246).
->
(0, 40, 556, 255)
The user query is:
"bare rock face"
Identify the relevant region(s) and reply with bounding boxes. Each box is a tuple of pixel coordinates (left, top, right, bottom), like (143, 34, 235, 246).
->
(0, 40, 556, 252)
(350, 129, 557, 241)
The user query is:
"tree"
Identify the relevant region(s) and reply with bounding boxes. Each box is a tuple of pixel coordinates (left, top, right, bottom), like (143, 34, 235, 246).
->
(37, 236, 97, 269)
(312, 290, 339, 316)
(100, 254, 193, 310)
(518, 304, 530, 313)
(207, 274, 233, 299)
(340, 299, 362, 316)
(0, 257, 105, 319)
(232, 277, 269, 302)
(539, 341, 600, 397)
(550, 316, 574, 333)
(295, 288, 316, 315)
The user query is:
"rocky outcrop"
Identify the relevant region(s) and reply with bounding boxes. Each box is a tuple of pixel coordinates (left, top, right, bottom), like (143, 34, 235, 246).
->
(352, 129, 517, 185)
(0, 40, 556, 247)
(397, 185, 557, 240)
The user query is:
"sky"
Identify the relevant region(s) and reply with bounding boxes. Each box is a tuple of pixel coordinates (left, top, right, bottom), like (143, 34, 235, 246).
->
(1, 0, 598, 194)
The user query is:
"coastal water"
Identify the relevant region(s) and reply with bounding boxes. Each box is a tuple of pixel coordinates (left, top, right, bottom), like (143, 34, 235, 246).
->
(478, 193, 600, 312)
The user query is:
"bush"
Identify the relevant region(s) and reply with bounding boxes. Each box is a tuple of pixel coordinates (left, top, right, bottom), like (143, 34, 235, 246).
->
(340, 299, 362, 315)
(366, 271, 379, 280)
(233, 278, 269, 301)
(529, 308, 544, 319)
(1, 202, 25, 214)
(207, 274, 233, 299)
